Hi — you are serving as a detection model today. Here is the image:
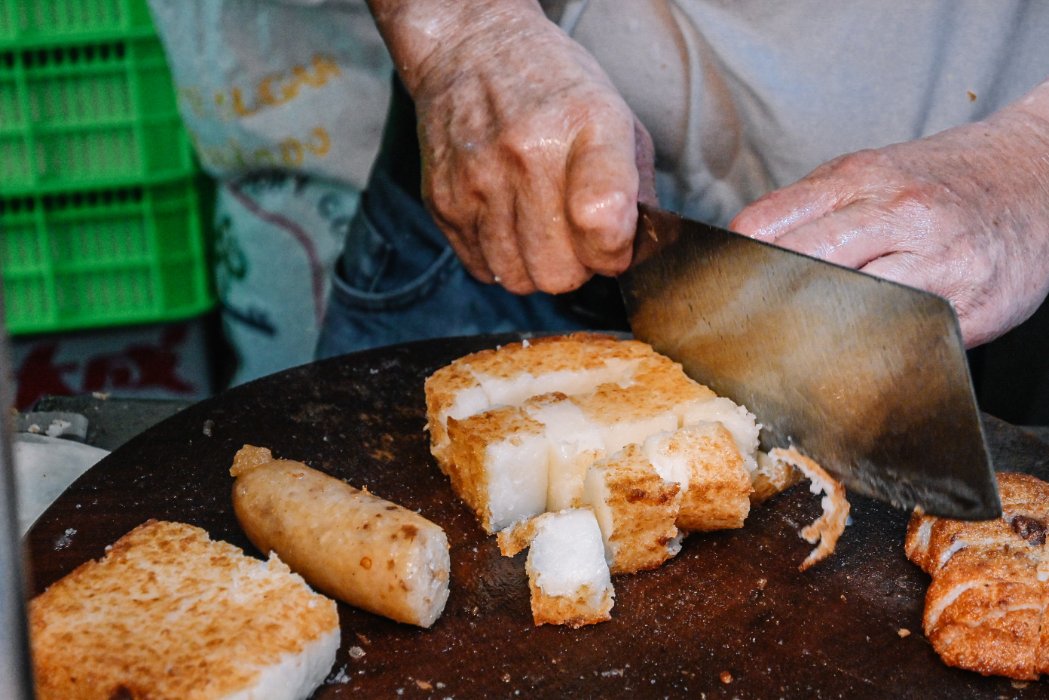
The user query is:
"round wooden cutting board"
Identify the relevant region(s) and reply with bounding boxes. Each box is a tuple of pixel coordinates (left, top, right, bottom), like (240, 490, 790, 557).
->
(26, 334, 1049, 698)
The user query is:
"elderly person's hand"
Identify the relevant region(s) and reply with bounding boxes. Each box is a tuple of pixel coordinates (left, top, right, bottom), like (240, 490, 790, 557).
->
(732, 80, 1049, 348)
(368, 0, 655, 294)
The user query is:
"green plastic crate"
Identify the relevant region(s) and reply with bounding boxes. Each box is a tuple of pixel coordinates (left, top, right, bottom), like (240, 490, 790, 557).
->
(0, 35, 193, 192)
(1, 177, 214, 335)
(0, 0, 155, 45)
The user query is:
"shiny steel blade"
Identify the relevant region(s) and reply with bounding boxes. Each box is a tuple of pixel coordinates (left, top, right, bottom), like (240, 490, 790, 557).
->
(620, 204, 1000, 520)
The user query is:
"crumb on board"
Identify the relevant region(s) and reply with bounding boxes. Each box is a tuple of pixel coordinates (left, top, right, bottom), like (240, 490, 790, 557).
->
(898, 628, 911, 638)
(720, 671, 733, 684)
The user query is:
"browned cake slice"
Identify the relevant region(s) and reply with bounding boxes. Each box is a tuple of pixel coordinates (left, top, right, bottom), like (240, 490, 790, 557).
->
(642, 422, 753, 531)
(908, 472, 1049, 575)
(903, 509, 937, 573)
(905, 472, 1049, 680)
(582, 444, 682, 574)
(498, 509, 615, 627)
(30, 520, 339, 700)
(425, 333, 656, 468)
(428, 334, 749, 534)
(445, 404, 550, 532)
(922, 547, 1044, 680)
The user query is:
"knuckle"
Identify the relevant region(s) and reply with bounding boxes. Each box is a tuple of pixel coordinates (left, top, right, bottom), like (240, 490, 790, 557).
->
(569, 188, 633, 236)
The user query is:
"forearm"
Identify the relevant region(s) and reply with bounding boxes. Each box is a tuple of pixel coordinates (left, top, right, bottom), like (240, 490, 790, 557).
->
(365, 0, 547, 95)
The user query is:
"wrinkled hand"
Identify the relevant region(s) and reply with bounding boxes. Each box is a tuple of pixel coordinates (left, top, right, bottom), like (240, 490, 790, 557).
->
(731, 90, 1049, 347)
(404, 5, 655, 295)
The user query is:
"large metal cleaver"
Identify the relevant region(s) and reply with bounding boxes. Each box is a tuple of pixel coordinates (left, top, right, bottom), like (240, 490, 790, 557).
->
(619, 204, 1000, 520)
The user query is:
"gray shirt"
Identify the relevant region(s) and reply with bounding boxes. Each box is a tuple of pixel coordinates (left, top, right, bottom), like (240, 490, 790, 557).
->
(569, 0, 1049, 224)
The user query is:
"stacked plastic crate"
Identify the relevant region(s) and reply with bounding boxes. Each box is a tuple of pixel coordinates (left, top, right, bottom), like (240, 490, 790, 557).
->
(1, 0, 216, 408)
(0, 0, 212, 335)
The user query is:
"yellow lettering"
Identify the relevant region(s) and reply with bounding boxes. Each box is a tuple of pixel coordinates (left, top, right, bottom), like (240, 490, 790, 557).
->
(279, 139, 304, 166)
(215, 53, 343, 119)
(257, 75, 282, 108)
(233, 87, 260, 119)
(292, 54, 341, 90)
(231, 87, 259, 118)
(306, 126, 331, 157)
(279, 74, 302, 104)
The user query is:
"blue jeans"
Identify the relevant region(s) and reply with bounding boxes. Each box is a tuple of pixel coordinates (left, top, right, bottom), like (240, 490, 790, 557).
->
(314, 168, 601, 358)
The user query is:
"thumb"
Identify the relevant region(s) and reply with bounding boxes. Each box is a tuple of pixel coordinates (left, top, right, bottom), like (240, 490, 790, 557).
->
(564, 122, 639, 275)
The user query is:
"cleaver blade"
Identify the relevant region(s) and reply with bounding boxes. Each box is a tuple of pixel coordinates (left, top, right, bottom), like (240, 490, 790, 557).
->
(619, 203, 1000, 520)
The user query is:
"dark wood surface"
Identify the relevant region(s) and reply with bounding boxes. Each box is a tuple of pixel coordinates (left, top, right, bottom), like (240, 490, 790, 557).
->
(26, 334, 1049, 698)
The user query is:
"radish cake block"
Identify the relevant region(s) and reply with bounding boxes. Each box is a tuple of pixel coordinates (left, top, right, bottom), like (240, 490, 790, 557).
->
(445, 405, 550, 533)
(498, 509, 614, 628)
(582, 444, 682, 574)
(642, 422, 753, 532)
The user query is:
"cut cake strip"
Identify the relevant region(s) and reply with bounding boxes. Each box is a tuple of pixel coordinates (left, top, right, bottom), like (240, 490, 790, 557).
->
(30, 519, 339, 700)
(582, 444, 682, 574)
(498, 508, 614, 627)
(428, 334, 747, 533)
(642, 422, 753, 532)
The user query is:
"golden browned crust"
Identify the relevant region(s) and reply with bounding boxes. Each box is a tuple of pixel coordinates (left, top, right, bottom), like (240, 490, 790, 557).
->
(497, 518, 540, 557)
(769, 448, 850, 572)
(528, 579, 614, 628)
(423, 333, 715, 469)
(425, 333, 654, 462)
(589, 445, 681, 575)
(427, 334, 724, 536)
(30, 520, 338, 700)
(670, 423, 752, 532)
(231, 446, 450, 628)
(572, 358, 712, 430)
(904, 472, 1049, 680)
(906, 472, 1049, 575)
(750, 450, 804, 504)
(445, 406, 545, 532)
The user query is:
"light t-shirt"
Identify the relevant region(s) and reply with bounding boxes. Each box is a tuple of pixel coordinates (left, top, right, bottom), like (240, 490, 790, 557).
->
(568, 0, 1049, 224)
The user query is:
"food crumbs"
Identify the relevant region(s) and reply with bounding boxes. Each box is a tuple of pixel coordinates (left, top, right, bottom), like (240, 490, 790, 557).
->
(719, 671, 733, 684)
(967, 90, 977, 102)
(356, 633, 371, 645)
(202, 419, 214, 437)
(897, 628, 911, 638)
(348, 646, 366, 660)
(416, 680, 433, 690)
(1013, 681, 1031, 690)
(54, 528, 76, 550)
(327, 665, 351, 684)
(502, 673, 512, 683)
(756, 578, 767, 590)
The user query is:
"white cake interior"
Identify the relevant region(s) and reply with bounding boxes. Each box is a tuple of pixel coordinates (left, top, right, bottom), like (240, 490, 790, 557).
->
(528, 509, 611, 603)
